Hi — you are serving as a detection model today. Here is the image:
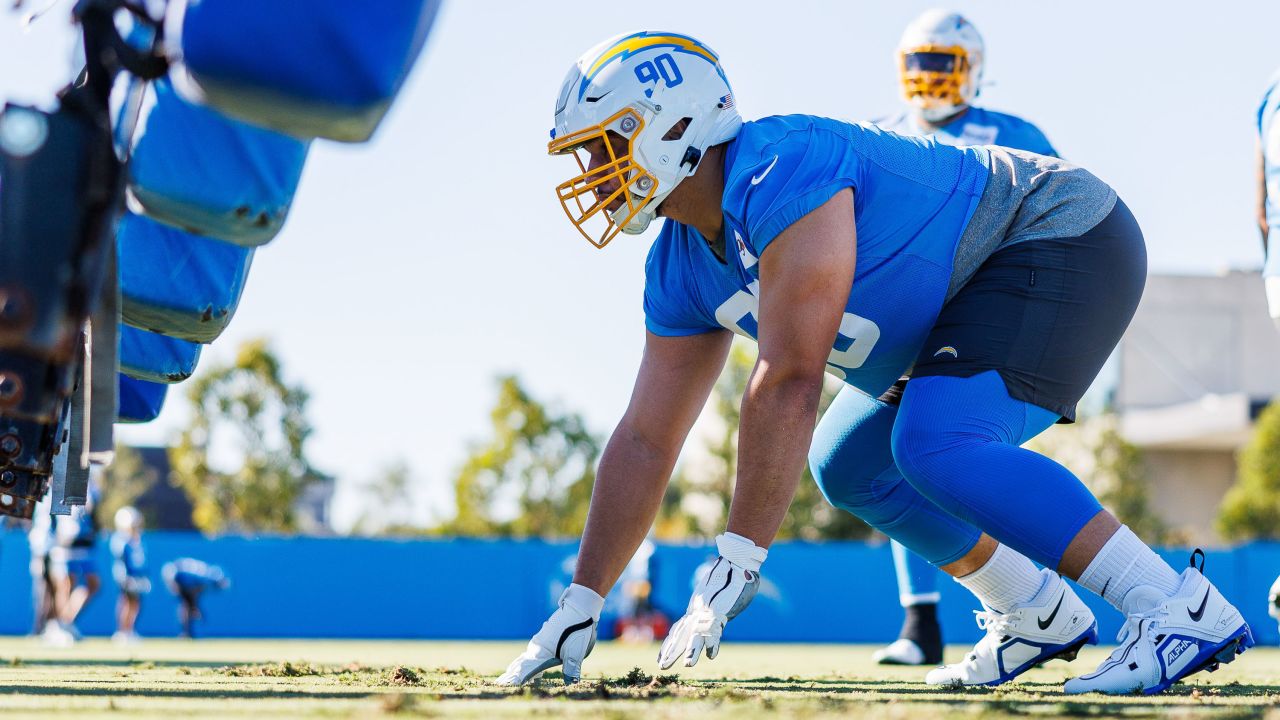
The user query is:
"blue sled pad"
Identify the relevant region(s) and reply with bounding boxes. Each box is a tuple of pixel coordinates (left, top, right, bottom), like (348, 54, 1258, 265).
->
(119, 324, 202, 384)
(118, 375, 167, 424)
(118, 213, 254, 344)
(129, 78, 309, 247)
(174, 0, 442, 142)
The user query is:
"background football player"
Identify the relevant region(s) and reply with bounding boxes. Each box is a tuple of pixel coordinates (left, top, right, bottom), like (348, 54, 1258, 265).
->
(110, 506, 150, 645)
(162, 557, 230, 639)
(871, 9, 1060, 667)
(1257, 66, 1280, 326)
(46, 479, 102, 645)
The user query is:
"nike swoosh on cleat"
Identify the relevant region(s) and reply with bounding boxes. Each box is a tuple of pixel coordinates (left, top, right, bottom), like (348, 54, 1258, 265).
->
(751, 156, 779, 185)
(1188, 589, 1211, 622)
(1038, 592, 1066, 630)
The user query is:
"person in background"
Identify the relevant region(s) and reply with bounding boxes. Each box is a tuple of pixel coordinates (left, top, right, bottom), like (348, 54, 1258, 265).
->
(612, 537, 671, 642)
(162, 557, 230, 639)
(110, 506, 150, 645)
(1256, 67, 1280, 326)
(869, 8, 1059, 667)
(27, 503, 57, 637)
(46, 478, 102, 645)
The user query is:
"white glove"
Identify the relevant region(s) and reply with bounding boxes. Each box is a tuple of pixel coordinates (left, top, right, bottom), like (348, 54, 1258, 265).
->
(495, 583, 603, 685)
(657, 532, 766, 670)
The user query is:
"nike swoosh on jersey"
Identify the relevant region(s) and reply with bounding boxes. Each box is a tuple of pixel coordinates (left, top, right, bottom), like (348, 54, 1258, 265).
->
(751, 156, 779, 185)
(1037, 592, 1066, 630)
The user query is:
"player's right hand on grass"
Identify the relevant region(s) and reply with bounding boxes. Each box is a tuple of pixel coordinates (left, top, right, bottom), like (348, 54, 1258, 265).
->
(495, 583, 603, 686)
(657, 532, 766, 670)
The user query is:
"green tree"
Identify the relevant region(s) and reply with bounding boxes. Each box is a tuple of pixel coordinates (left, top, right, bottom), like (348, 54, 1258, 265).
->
(1218, 401, 1280, 541)
(1092, 422, 1165, 543)
(95, 444, 160, 529)
(439, 375, 600, 538)
(352, 460, 428, 536)
(1029, 416, 1166, 544)
(673, 338, 871, 541)
(169, 339, 319, 534)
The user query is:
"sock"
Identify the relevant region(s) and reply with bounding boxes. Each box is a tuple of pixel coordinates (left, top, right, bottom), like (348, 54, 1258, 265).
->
(956, 543, 1045, 613)
(899, 603, 943, 665)
(1076, 525, 1182, 611)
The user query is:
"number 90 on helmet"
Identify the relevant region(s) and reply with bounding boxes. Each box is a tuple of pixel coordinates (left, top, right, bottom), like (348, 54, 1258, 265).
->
(549, 31, 742, 248)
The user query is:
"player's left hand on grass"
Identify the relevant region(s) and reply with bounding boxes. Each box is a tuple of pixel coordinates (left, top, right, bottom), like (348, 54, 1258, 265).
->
(658, 532, 766, 670)
(495, 583, 603, 686)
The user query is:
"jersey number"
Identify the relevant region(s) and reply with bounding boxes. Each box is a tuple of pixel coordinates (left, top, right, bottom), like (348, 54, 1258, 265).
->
(713, 284, 881, 380)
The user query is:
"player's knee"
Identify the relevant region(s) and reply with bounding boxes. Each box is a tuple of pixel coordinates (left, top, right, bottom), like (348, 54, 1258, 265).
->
(809, 458, 880, 516)
(890, 412, 959, 491)
(810, 391, 902, 516)
(811, 454, 915, 535)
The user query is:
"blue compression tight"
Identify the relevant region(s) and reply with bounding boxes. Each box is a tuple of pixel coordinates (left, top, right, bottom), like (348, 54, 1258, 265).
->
(810, 370, 1104, 571)
(892, 540, 940, 607)
(809, 387, 981, 568)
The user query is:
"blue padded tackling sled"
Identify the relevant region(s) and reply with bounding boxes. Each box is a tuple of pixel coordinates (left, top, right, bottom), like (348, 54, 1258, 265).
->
(129, 78, 309, 246)
(172, 0, 442, 142)
(119, 324, 202, 384)
(118, 213, 254, 344)
(118, 375, 167, 424)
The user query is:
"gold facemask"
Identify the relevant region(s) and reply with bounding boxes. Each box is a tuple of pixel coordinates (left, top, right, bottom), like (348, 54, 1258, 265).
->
(898, 44, 971, 110)
(548, 108, 658, 249)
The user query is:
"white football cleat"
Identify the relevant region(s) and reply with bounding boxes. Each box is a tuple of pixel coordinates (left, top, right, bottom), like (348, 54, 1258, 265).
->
(1064, 552, 1253, 696)
(40, 621, 75, 648)
(926, 569, 1097, 688)
(873, 638, 926, 666)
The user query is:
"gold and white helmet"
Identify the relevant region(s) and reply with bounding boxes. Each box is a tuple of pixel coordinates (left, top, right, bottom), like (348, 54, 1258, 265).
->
(549, 31, 741, 248)
(897, 10, 985, 123)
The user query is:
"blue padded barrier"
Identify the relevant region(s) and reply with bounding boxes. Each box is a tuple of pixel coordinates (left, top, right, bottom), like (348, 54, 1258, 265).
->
(0, 534, 1273, 645)
(117, 375, 167, 423)
(118, 213, 254, 344)
(173, 0, 442, 142)
(129, 79, 309, 246)
(119, 325, 202, 384)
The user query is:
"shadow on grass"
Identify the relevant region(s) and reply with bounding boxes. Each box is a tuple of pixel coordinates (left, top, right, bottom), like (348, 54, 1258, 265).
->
(713, 676, 1276, 698)
(0, 659, 233, 670)
(0, 685, 377, 701)
(427, 672, 1280, 715)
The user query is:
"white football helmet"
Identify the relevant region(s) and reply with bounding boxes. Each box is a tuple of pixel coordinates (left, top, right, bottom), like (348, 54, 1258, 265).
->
(115, 505, 142, 533)
(549, 31, 742, 248)
(897, 10, 985, 123)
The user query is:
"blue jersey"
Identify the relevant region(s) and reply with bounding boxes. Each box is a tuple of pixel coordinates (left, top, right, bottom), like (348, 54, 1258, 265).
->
(1259, 69, 1280, 275)
(110, 533, 146, 578)
(878, 106, 1057, 157)
(644, 115, 989, 396)
(164, 557, 227, 591)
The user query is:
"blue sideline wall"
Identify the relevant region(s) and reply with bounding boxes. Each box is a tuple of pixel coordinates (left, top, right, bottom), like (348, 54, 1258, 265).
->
(0, 532, 1276, 644)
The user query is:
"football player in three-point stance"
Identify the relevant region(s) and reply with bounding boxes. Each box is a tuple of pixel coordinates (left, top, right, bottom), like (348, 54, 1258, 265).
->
(870, 9, 1061, 668)
(497, 30, 1253, 694)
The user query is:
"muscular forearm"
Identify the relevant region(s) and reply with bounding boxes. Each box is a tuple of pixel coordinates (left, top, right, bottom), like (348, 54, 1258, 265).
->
(572, 423, 678, 596)
(725, 365, 825, 547)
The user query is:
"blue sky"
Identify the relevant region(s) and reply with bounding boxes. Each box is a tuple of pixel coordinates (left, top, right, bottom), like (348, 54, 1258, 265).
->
(3, 1, 1278, 529)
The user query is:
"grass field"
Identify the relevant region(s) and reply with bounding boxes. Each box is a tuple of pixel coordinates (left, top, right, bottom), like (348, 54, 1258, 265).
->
(0, 638, 1276, 719)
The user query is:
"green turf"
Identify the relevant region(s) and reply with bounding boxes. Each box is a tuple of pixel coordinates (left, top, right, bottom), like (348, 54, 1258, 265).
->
(0, 638, 1275, 718)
